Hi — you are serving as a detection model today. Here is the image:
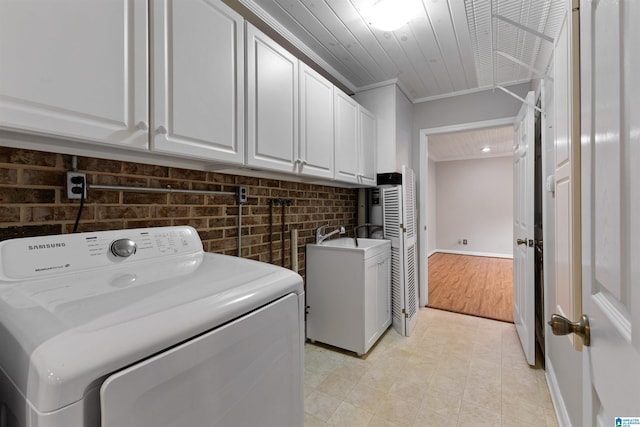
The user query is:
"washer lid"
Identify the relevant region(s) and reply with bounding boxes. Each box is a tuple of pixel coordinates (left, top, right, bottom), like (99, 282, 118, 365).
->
(0, 227, 303, 413)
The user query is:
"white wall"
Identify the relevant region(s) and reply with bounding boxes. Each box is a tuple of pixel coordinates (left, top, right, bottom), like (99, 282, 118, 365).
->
(435, 156, 513, 257)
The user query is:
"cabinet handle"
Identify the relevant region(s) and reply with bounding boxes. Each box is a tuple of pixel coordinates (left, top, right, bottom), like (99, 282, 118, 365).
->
(157, 125, 168, 135)
(136, 121, 148, 131)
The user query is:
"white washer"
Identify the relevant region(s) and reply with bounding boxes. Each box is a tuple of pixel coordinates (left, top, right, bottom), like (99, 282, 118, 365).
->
(0, 226, 304, 427)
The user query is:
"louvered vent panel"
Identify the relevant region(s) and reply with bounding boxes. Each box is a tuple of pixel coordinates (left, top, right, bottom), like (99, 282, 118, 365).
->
(383, 185, 404, 334)
(383, 187, 400, 239)
(406, 244, 417, 318)
(402, 167, 416, 238)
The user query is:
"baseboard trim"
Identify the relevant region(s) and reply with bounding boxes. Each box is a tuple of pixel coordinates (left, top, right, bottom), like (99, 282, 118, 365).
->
(434, 249, 513, 259)
(545, 356, 571, 427)
(427, 250, 438, 258)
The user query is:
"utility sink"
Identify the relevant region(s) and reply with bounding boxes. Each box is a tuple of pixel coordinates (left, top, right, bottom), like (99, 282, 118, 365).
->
(309, 238, 389, 258)
(305, 237, 391, 356)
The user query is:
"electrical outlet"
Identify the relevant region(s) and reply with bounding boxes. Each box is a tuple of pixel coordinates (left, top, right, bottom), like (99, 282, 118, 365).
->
(66, 172, 87, 199)
(463, 239, 468, 245)
(237, 186, 247, 203)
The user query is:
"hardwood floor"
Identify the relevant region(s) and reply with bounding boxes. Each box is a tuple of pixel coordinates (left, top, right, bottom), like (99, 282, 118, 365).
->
(427, 252, 514, 323)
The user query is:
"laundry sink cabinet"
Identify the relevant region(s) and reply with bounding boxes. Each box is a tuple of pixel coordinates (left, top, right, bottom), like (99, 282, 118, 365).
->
(305, 238, 391, 356)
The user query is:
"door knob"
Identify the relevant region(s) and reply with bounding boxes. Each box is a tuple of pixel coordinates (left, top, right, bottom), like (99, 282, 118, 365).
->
(516, 238, 534, 247)
(548, 314, 591, 346)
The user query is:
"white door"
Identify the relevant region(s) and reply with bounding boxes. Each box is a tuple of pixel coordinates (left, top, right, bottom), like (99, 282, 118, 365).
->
(382, 166, 418, 337)
(334, 90, 359, 183)
(0, 0, 148, 149)
(151, 0, 245, 164)
(401, 165, 419, 336)
(550, 0, 583, 356)
(383, 186, 406, 336)
(358, 107, 377, 186)
(579, 0, 640, 421)
(246, 24, 298, 173)
(299, 63, 334, 179)
(513, 91, 535, 365)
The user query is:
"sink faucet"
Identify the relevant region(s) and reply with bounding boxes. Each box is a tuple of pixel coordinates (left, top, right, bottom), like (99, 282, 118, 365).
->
(353, 223, 384, 247)
(316, 224, 345, 244)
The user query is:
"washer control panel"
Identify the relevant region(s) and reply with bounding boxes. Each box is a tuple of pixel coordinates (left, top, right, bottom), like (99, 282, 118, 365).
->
(110, 239, 137, 257)
(0, 226, 203, 281)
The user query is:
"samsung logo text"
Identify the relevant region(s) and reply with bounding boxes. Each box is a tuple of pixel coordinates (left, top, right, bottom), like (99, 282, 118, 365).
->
(28, 243, 66, 250)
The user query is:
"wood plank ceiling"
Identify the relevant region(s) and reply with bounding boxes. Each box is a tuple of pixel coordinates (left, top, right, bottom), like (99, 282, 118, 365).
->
(235, 0, 566, 102)
(231, 0, 565, 160)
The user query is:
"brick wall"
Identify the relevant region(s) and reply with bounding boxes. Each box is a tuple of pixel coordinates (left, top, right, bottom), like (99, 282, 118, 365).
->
(0, 147, 358, 279)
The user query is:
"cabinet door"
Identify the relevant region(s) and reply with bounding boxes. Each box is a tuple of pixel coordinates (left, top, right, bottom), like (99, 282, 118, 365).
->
(364, 258, 379, 349)
(151, 0, 244, 164)
(0, 0, 148, 148)
(246, 25, 298, 173)
(299, 63, 334, 179)
(364, 251, 392, 353)
(334, 90, 359, 183)
(359, 106, 377, 186)
(376, 256, 392, 335)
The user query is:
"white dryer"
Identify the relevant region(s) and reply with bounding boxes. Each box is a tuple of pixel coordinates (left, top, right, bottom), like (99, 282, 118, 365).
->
(0, 226, 304, 427)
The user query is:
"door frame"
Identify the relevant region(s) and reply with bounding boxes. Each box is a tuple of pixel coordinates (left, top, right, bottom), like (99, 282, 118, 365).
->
(418, 117, 516, 307)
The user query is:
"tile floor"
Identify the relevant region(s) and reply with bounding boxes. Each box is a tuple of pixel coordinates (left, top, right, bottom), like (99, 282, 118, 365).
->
(304, 307, 558, 427)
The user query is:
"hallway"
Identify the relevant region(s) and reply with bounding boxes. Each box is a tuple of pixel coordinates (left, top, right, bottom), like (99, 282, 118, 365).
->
(427, 253, 514, 323)
(304, 307, 556, 426)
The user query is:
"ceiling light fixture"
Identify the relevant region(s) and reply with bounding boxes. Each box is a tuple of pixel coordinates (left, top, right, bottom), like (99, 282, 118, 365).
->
(481, 146, 491, 153)
(368, 0, 415, 32)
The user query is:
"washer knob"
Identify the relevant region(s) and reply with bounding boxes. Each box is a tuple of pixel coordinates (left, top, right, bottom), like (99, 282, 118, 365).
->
(110, 238, 137, 258)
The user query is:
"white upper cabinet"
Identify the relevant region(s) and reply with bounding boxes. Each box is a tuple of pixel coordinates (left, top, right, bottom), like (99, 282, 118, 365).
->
(0, 0, 148, 149)
(298, 63, 334, 179)
(246, 24, 299, 173)
(334, 91, 360, 183)
(151, 0, 244, 165)
(359, 107, 377, 186)
(354, 84, 411, 174)
(0, 1, 374, 183)
(334, 90, 377, 186)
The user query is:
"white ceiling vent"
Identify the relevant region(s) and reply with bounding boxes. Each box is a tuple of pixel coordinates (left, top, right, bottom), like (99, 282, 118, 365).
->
(465, 0, 567, 89)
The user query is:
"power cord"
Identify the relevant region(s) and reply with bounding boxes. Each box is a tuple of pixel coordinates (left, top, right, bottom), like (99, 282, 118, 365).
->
(71, 177, 85, 233)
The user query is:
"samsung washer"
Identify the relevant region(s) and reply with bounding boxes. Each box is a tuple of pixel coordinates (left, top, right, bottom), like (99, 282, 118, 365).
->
(0, 226, 304, 427)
